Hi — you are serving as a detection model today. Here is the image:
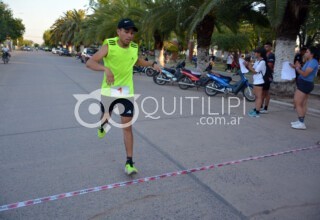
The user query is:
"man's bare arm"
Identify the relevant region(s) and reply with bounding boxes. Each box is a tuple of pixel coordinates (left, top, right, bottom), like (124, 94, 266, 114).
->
(136, 57, 162, 72)
(86, 45, 114, 85)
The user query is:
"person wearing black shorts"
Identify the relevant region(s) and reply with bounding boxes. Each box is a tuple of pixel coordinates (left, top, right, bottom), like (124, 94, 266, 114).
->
(289, 46, 319, 130)
(261, 42, 275, 113)
(100, 97, 134, 119)
(86, 18, 161, 175)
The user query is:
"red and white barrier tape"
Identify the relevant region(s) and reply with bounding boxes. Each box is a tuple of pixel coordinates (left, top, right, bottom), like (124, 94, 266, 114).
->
(1, 144, 319, 212)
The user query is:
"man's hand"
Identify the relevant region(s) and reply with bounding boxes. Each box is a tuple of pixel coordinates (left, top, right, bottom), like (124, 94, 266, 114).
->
(105, 67, 114, 85)
(135, 58, 162, 73)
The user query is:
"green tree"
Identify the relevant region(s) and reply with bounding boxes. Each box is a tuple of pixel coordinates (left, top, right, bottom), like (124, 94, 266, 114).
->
(262, 0, 316, 95)
(43, 29, 54, 47)
(50, 9, 86, 48)
(298, 0, 320, 48)
(139, 0, 182, 65)
(0, 2, 25, 42)
(81, 0, 146, 45)
(180, 0, 269, 72)
(211, 31, 251, 52)
(22, 39, 33, 46)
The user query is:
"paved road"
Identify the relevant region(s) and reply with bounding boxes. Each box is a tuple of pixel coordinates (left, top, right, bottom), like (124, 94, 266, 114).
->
(0, 51, 319, 220)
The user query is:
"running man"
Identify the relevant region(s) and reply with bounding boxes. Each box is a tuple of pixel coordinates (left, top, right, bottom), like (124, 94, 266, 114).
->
(86, 18, 161, 175)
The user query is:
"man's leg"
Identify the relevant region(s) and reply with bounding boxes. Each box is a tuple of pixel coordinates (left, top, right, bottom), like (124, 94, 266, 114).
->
(260, 90, 270, 113)
(119, 98, 138, 175)
(121, 116, 134, 158)
(98, 98, 112, 138)
(264, 91, 270, 108)
(122, 116, 138, 175)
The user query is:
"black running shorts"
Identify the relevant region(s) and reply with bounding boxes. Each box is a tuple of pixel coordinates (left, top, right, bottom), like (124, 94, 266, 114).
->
(100, 96, 134, 117)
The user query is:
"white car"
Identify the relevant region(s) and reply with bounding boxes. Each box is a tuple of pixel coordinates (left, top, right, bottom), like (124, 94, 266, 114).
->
(81, 48, 98, 63)
(52, 48, 57, 54)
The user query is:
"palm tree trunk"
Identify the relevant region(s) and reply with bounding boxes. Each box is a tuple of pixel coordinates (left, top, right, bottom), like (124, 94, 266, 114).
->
(273, 39, 296, 83)
(271, 39, 296, 96)
(154, 30, 165, 66)
(188, 40, 195, 61)
(271, 0, 310, 96)
(196, 15, 215, 75)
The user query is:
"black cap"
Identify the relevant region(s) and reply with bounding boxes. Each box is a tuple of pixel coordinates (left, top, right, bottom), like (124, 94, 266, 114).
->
(117, 18, 138, 32)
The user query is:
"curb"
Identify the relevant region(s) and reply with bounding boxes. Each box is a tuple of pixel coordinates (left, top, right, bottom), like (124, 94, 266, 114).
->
(270, 99, 320, 115)
(311, 84, 320, 96)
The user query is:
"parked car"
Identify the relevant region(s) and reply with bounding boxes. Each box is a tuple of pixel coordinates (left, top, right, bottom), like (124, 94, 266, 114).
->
(52, 48, 58, 54)
(59, 48, 71, 56)
(81, 48, 98, 63)
(56, 48, 63, 55)
(21, 46, 33, 51)
(44, 47, 51, 52)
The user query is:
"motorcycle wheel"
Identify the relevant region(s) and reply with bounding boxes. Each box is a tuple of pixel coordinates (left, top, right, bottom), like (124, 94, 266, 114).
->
(153, 72, 167, 85)
(243, 85, 255, 102)
(178, 76, 192, 90)
(205, 80, 219, 96)
(146, 68, 155, 77)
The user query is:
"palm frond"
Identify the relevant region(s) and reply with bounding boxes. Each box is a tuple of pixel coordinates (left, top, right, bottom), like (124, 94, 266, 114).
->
(266, 0, 289, 28)
(187, 0, 221, 36)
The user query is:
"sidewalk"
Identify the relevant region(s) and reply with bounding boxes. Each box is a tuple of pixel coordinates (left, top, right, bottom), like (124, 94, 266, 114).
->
(184, 63, 319, 115)
(312, 84, 320, 96)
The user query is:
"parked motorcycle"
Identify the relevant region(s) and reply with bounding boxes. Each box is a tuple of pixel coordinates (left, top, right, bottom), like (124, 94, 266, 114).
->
(153, 61, 186, 85)
(204, 70, 255, 102)
(133, 66, 155, 76)
(178, 68, 209, 90)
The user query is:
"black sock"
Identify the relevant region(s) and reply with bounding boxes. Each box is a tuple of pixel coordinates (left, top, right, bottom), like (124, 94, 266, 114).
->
(298, 117, 304, 123)
(256, 110, 260, 114)
(264, 106, 268, 110)
(126, 157, 133, 165)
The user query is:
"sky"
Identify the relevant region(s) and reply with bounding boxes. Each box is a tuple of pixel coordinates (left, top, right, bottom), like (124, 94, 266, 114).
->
(4, 0, 89, 44)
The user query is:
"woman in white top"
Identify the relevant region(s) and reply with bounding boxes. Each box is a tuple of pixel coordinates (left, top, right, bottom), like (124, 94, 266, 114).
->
(244, 47, 267, 117)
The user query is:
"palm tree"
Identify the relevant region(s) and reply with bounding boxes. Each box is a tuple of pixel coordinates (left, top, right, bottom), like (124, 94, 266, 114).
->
(182, 0, 269, 73)
(50, 9, 86, 49)
(263, 0, 312, 95)
(43, 29, 54, 47)
(80, 0, 146, 46)
(139, 0, 182, 66)
(65, 9, 86, 49)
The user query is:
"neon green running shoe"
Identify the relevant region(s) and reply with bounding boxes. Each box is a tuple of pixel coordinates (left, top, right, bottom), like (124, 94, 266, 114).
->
(97, 127, 106, 139)
(125, 162, 138, 175)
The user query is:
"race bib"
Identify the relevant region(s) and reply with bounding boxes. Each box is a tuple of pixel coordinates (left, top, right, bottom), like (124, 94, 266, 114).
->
(110, 86, 129, 97)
